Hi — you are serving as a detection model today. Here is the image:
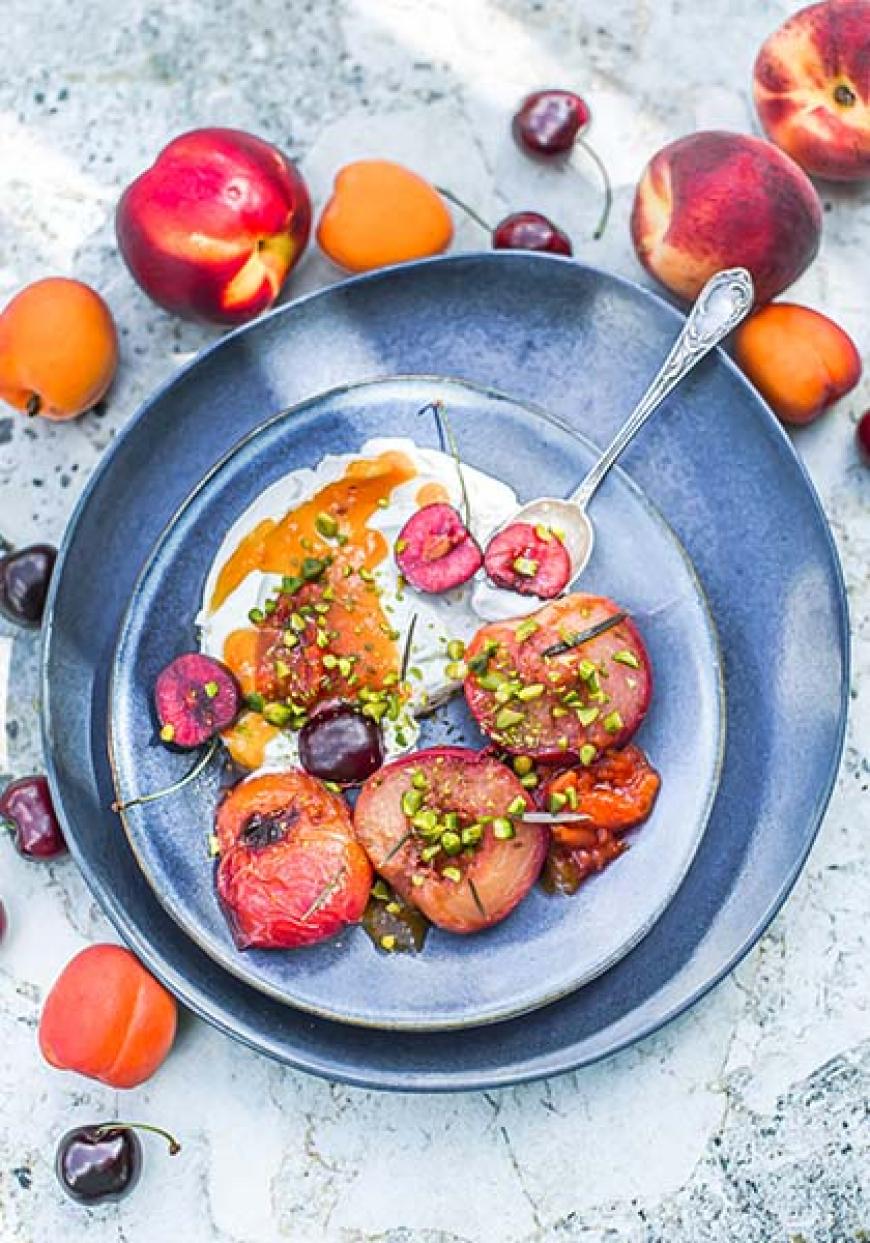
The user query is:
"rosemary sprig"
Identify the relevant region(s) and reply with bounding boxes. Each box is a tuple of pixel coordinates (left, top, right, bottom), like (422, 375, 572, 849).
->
(468, 876, 487, 919)
(419, 400, 471, 529)
(301, 867, 347, 922)
(400, 612, 419, 682)
(542, 611, 627, 659)
(382, 829, 413, 865)
(112, 738, 219, 813)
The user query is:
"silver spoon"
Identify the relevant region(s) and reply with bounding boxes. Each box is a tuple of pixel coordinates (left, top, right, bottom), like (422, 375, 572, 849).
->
(472, 267, 755, 620)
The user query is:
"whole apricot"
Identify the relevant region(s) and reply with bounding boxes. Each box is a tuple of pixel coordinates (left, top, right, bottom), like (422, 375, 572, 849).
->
(0, 278, 118, 421)
(317, 160, 453, 272)
(733, 302, 861, 425)
(39, 944, 177, 1088)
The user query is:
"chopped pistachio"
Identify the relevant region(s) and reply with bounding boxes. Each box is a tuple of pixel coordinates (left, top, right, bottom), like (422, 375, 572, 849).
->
(362, 700, 388, 721)
(302, 556, 329, 581)
(410, 769, 428, 790)
(402, 789, 424, 817)
(338, 657, 354, 679)
(282, 631, 298, 648)
(564, 784, 578, 809)
(248, 607, 264, 624)
(159, 723, 175, 743)
(578, 659, 597, 682)
(517, 682, 545, 702)
(322, 653, 338, 670)
(386, 901, 402, 916)
(445, 661, 467, 681)
(520, 772, 539, 789)
(534, 523, 553, 542)
(512, 556, 539, 577)
(580, 744, 597, 766)
(446, 638, 466, 661)
(290, 612, 307, 632)
(274, 659, 291, 679)
(467, 651, 490, 675)
(420, 843, 441, 863)
(495, 706, 525, 731)
(263, 702, 294, 727)
(377, 496, 390, 509)
(245, 692, 265, 713)
(395, 538, 408, 554)
(515, 618, 539, 643)
(507, 795, 527, 816)
(358, 566, 375, 583)
(604, 710, 624, 733)
(443, 811, 460, 831)
(411, 874, 425, 888)
(207, 833, 221, 857)
(204, 680, 219, 699)
(548, 791, 568, 813)
(315, 630, 330, 649)
(371, 879, 391, 901)
(441, 831, 462, 855)
(513, 755, 534, 776)
(412, 808, 439, 832)
(552, 706, 569, 718)
(461, 824, 483, 846)
(282, 575, 303, 594)
(314, 511, 339, 538)
(380, 934, 397, 952)
(263, 598, 277, 615)
(576, 706, 600, 726)
(442, 865, 462, 882)
(492, 817, 516, 840)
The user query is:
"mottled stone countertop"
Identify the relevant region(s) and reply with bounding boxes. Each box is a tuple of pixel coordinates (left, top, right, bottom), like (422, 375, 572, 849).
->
(1, 1, 868, 1240)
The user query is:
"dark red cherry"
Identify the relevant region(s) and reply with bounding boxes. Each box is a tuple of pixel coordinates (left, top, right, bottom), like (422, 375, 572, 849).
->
(0, 543, 57, 628)
(0, 775, 67, 859)
(299, 704, 384, 785)
(492, 212, 573, 256)
(857, 411, 870, 466)
(56, 1122, 179, 1206)
(513, 89, 591, 156)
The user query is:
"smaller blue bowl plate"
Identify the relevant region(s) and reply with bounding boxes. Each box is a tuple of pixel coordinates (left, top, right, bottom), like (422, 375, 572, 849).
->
(110, 378, 723, 1030)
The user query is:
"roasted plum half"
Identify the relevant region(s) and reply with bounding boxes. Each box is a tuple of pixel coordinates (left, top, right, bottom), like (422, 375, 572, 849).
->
(541, 745, 661, 894)
(154, 653, 241, 748)
(395, 503, 483, 593)
(464, 593, 652, 761)
(215, 771, 372, 949)
(354, 746, 547, 934)
(483, 522, 571, 598)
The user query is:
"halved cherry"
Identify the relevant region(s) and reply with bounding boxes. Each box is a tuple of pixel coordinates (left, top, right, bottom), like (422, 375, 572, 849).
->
(483, 522, 571, 598)
(395, 503, 482, 593)
(154, 653, 242, 749)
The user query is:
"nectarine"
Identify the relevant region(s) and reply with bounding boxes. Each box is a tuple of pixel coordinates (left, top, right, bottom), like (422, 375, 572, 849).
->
(754, 0, 870, 182)
(0, 278, 118, 420)
(733, 302, 861, 425)
(117, 128, 311, 326)
(631, 131, 822, 305)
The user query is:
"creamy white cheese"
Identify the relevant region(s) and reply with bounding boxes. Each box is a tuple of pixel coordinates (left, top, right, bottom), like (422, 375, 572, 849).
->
(198, 437, 520, 767)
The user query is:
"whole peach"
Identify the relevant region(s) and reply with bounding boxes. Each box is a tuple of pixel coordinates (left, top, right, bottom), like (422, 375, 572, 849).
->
(117, 128, 311, 326)
(631, 131, 822, 305)
(754, 0, 870, 182)
(733, 302, 861, 425)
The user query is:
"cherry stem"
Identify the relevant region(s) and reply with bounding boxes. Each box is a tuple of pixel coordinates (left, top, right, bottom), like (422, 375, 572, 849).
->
(112, 738, 219, 813)
(95, 1122, 181, 1156)
(574, 136, 612, 241)
(400, 613, 418, 683)
(434, 185, 493, 234)
(25, 393, 41, 418)
(0, 534, 13, 554)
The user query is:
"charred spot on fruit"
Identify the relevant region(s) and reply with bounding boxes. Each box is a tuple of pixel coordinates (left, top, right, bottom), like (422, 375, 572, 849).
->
(241, 808, 299, 850)
(25, 393, 41, 418)
(833, 83, 857, 107)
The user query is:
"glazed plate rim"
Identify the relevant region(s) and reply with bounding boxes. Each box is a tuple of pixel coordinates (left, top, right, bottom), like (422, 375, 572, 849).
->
(106, 373, 726, 1031)
(39, 252, 849, 1089)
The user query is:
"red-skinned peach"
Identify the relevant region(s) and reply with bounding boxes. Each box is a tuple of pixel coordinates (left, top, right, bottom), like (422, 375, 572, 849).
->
(631, 131, 822, 305)
(754, 0, 870, 182)
(733, 302, 861, 425)
(116, 128, 311, 326)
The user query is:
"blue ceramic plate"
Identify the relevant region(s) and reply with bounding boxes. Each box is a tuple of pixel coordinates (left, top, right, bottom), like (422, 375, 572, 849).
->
(42, 254, 848, 1087)
(109, 377, 723, 1030)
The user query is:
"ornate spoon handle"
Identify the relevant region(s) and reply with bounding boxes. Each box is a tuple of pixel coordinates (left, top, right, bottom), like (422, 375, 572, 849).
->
(570, 267, 754, 511)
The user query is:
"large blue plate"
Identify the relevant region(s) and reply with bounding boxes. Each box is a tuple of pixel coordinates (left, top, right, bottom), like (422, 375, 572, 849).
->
(108, 377, 723, 1030)
(42, 253, 848, 1088)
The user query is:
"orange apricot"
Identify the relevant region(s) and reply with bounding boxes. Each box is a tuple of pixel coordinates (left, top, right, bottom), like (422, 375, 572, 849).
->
(317, 160, 453, 273)
(0, 277, 118, 421)
(733, 303, 861, 426)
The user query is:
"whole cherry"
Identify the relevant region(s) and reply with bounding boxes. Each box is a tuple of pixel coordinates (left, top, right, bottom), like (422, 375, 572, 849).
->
(0, 538, 56, 628)
(512, 89, 612, 239)
(436, 188, 573, 257)
(492, 212, 573, 256)
(857, 411, 870, 467)
(0, 775, 67, 859)
(56, 1121, 180, 1206)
